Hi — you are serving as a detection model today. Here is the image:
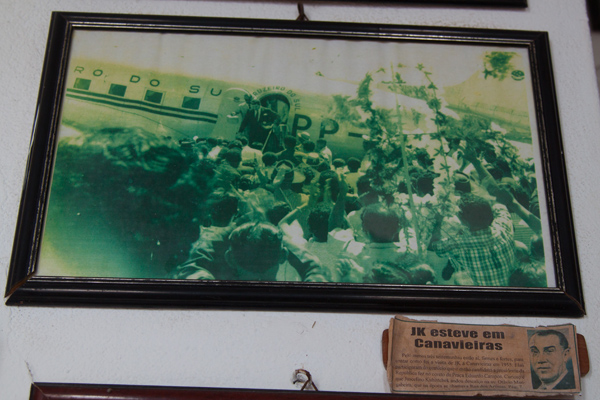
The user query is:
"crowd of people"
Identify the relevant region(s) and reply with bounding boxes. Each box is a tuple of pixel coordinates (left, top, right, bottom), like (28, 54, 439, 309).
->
(172, 110, 547, 288)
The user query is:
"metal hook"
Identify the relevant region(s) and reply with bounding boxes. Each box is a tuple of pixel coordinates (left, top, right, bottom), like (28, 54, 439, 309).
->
(293, 369, 319, 391)
(296, 3, 309, 21)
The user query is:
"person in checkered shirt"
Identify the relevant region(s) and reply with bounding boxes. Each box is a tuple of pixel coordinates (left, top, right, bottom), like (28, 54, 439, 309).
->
(430, 193, 517, 286)
(429, 144, 518, 286)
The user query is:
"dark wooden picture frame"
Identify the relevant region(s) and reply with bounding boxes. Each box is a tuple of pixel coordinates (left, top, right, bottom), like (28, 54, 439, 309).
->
(27, 383, 534, 400)
(6, 12, 583, 316)
(309, 0, 527, 6)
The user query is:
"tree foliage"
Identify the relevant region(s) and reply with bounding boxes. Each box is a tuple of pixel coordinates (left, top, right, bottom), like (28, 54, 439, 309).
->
(483, 51, 516, 81)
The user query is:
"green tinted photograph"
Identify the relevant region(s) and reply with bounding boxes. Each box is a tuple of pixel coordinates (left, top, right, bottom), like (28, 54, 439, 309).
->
(36, 29, 554, 288)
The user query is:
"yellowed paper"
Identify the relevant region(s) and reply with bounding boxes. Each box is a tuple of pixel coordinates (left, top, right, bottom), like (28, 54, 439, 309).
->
(387, 316, 580, 396)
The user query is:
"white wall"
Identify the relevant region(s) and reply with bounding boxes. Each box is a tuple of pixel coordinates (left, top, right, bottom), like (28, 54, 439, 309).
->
(1, 0, 598, 398)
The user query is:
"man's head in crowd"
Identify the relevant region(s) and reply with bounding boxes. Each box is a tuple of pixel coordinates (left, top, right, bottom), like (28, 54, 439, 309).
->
(509, 264, 547, 287)
(262, 152, 277, 167)
(267, 202, 292, 225)
(361, 203, 401, 243)
(368, 262, 435, 285)
(332, 158, 346, 170)
(415, 174, 435, 197)
(250, 141, 263, 150)
(298, 131, 311, 144)
(454, 172, 471, 194)
(495, 158, 512, 178)
(308, 204, 333, 243)
(208, 192, 239, 227)
(347, 157, 361, 173)
(283, 135, 297, 150)
(228, 140, 243, 150)
(457, 194, 494, 232)
(318, 170, 340, 200)
(529, 235, 545, 261)
(274, 160, 296, 186)
(238, 175, 256, 192)
(356, 175, 372, 197)
(222, 148, 242, 168)
(316, 138, 327, 151)
(226, 222, 287, 280)
(302, 141, 316, 153)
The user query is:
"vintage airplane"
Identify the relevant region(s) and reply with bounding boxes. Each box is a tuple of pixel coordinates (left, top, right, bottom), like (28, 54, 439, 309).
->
(59, 59, 460, 158)
(59, 58, 531, 160)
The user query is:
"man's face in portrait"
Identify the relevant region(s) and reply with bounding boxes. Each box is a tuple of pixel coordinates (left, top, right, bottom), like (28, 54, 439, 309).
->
(529, 333, 570, 385)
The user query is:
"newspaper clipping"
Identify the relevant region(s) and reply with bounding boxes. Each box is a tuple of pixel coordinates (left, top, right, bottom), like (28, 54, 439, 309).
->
(387, 317, 580, 396)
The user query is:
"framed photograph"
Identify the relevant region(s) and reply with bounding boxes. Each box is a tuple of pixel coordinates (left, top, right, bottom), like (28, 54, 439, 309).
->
(6, 12, 584, 316)
(27, 383, 529, 400)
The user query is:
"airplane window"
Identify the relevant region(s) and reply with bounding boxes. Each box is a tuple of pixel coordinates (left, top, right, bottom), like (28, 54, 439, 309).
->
(73, 78, 91, 90)
(182, 96, 201, 110)
(144, 89, 163, 104)
(109, 84, 127, 97)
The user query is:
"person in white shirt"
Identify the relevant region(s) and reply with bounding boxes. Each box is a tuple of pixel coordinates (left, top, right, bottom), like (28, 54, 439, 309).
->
(316, 138, 333, 165)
